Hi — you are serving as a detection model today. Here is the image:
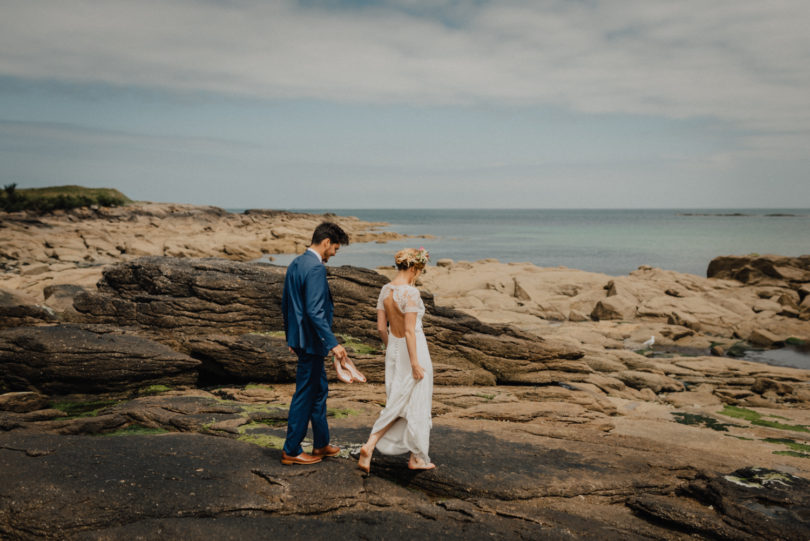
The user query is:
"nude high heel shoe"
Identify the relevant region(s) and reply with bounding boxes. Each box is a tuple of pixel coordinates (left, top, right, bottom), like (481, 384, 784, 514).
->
(343, 358, 367, 383)
(333, 357, 352, 383)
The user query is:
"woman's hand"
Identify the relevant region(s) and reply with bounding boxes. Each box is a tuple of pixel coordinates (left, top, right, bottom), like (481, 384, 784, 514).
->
(411, 362, 425, 381)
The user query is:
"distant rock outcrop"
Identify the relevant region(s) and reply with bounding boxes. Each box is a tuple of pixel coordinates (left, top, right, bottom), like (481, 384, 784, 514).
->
(708, 254, 810, 288)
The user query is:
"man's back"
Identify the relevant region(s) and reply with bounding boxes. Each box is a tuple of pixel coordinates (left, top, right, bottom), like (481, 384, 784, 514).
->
(282, 251, 336, 356)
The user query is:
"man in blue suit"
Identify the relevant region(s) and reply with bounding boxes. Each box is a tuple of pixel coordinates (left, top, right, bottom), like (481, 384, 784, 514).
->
(280, 222, 351, 465)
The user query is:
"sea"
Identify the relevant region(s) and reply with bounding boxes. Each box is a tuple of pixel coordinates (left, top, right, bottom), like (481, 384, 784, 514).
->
(240, 207, 810, 370)
(250, 208, 810, 278)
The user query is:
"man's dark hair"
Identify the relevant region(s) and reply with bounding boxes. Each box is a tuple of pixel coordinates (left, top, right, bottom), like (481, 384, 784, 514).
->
(311, 221, 350, 246)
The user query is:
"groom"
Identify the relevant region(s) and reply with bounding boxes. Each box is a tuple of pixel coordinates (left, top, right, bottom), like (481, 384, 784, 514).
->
(280, 221, 351, 465)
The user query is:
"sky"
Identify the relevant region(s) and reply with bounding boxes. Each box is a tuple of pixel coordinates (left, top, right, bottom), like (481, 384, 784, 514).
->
(1, 0, 809, 209)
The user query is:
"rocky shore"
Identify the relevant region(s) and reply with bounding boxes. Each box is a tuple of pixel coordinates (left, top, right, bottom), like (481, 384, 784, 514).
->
(2, 202, 810, 539)
(0, 202, 407, 300)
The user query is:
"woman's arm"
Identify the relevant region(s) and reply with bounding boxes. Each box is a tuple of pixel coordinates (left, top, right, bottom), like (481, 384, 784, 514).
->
(403, 312, 424, 380)
(376, 309, 388, 347)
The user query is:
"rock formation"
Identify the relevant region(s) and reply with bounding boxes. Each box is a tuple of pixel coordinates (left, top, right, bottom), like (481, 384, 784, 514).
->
(376, 259, 810, 409)
(0, 325, 200, 394)
(71, 256, 582, 386)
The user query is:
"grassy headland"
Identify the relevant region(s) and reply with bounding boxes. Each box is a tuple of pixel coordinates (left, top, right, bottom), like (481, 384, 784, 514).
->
(1, 184, 132, 212)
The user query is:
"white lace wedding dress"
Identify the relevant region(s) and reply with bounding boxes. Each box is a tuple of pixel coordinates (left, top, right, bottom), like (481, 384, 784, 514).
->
(370, 283, 433, 464)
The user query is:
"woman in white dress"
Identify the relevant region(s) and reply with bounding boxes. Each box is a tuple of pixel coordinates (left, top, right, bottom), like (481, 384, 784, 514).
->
(358, 248, 435, 472)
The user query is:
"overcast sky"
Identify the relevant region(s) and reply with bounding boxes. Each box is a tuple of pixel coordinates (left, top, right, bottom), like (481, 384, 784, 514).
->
(1, 0, 809, 208)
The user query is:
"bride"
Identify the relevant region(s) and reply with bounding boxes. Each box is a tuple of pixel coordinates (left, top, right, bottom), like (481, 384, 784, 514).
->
(358, 248, 435, 472)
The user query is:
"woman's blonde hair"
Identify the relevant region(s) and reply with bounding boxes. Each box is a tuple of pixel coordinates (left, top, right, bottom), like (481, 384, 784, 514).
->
(394, 247, 430, 271)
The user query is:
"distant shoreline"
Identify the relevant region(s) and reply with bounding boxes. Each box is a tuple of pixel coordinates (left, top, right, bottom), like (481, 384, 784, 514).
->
(678, 212, 805, 217)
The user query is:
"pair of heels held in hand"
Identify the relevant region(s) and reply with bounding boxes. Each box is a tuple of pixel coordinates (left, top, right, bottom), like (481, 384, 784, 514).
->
(334, 357, 366, 383)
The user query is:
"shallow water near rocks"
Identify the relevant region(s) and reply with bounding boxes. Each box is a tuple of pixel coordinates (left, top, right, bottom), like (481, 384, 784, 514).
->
(643, 344, 810, 371)
(742, 345, 810, 371)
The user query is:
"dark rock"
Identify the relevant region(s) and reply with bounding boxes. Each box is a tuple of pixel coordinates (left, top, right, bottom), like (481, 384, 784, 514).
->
(632, 467, 810, 541)
(185, 333, 392, 384)
(0, 392, 50, 413)
(337, 425, 691, 502)
(109, 395, 249, 434)
(74, 257, 583, 385)
(752, 377, 794, 396)
(708, 255, 810, 292)
(0, 325, 200, 394)
(0, 432, 567, 541)
(43, 284, 89, 316)
(69, 512, 559, 541)
(186, 333, 298, 384)
(629, 493, 754, 540)
(0, 287, 57, 328)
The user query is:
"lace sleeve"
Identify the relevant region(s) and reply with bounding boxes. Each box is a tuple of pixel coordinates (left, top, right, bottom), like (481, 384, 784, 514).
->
(376, 285, 388, 311)
(400, 286, 423, 313)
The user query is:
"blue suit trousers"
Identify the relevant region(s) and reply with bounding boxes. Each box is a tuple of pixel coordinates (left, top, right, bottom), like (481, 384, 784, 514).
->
(283, 350, 330, 456)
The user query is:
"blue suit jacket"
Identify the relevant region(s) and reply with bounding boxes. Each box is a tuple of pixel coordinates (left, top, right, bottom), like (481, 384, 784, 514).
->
(282, 250, 339, 357)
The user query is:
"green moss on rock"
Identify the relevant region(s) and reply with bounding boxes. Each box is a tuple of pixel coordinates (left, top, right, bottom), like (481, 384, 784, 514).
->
(719, 406, 810, 433)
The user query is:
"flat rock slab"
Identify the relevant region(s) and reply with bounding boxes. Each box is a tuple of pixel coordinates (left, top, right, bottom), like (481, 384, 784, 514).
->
(332, 425, 689, 501)
(0, 432, 574, 541)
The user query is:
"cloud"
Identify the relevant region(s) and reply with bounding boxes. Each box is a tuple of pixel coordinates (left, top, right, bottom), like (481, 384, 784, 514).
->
(1, 0, 809, 141)
(0, 120, 258, 153)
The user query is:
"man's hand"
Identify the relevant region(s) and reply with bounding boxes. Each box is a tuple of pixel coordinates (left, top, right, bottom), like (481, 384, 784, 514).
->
(331, 344, 348, 362)
(411, 362, 425, 381)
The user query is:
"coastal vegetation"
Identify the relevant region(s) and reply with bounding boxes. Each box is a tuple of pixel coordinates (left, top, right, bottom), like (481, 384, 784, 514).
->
(0, 183, 132, 212)
(50, 398, 120, 418)
(138, 384, 173, 395)
(720, 405, 809, 432)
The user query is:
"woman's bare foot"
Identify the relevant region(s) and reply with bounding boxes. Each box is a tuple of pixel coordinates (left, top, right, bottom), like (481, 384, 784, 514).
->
(357, 445, 372, 473)
(408, 454, 436, 470)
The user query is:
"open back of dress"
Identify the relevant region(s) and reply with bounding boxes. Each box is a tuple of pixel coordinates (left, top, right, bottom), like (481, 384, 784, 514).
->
(371, 283, 433, 462)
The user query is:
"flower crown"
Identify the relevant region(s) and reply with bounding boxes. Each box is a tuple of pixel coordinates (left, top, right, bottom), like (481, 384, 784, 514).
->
(395, 247, 430, 268)
(414, 247, 430, 265)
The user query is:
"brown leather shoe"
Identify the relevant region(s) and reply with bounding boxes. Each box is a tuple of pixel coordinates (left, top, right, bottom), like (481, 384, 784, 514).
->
(312, 444, 341, 457)
(281, 451, 323, 465)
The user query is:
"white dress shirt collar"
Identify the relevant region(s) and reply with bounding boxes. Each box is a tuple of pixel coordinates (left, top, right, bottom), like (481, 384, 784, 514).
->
(307, 247, 322, 263)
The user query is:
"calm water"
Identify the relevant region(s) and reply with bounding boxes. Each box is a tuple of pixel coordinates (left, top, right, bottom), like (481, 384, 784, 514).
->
(253, 209, 810, 277)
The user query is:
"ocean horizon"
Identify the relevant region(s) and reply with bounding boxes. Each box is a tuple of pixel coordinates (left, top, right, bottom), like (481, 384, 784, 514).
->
(228, 208, 810, 277)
